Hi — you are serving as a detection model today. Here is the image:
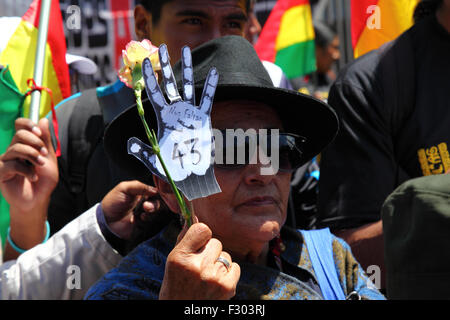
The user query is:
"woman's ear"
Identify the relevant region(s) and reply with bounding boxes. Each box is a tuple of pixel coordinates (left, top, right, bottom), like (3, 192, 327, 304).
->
(153, 175, 180, 214)
(134, 4, 152, 41)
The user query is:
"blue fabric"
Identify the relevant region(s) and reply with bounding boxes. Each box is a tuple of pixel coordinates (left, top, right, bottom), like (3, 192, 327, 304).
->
(96, 78, 124, 97)
(310, 170, 320, 180)
(97, 80, 135, 126)
(300, 228, 346, 300)
(85, 223, 324, 300)
(85, 222, 385, 300)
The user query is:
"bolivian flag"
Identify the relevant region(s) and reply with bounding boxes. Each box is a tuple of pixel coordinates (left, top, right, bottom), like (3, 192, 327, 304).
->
(0, 0, 70, 119)
(351, 0, 420, 58)
(254, 0, 316, 79)
(0, 0, 69, 247)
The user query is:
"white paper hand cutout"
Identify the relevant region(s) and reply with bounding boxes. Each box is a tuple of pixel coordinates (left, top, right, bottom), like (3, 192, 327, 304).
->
(127, 44, 221, 200)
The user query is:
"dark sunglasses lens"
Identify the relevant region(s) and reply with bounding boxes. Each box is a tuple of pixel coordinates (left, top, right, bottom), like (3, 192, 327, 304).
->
(278, 134, 304, 172)
(260, 133, 304, 172)
(214, 131, 305, 171)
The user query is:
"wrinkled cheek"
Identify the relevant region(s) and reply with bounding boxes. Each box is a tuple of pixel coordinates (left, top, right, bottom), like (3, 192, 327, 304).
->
(191, 197, 231, 226)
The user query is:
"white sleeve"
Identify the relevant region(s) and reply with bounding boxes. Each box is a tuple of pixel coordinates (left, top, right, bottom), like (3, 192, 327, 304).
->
(262, 60, 293, 90)
(0, 203, 122, 300)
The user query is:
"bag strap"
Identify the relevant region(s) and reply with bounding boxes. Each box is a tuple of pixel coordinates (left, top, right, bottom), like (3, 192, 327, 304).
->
(299, 228, 346, 300)
(67, 88, 104, 195)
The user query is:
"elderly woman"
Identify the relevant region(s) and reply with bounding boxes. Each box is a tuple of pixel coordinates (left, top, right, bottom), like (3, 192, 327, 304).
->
(85, 36, 385, 300)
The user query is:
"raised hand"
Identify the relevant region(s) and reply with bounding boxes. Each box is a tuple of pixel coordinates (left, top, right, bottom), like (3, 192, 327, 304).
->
(159, 223, 240, 300)
(1, 118, 58, 259)
(128, 44, 221, 200)
(101, 180, 162, 240)
(0, 117, 58, 213)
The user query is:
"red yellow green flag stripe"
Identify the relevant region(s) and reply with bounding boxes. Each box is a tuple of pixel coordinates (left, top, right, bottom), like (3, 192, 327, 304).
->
(351, 0, 420, 58)
(0, 0, 70, 119)
(254, 0, 316, 79)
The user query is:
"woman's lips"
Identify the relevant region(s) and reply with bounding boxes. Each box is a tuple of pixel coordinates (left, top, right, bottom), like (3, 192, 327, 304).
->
(241, 196, 276, 206)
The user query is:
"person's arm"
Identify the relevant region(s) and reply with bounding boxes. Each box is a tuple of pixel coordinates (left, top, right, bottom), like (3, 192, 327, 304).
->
(0, 180, 161, 300)
(317, 56, 398, 288)
(0, 203, 119, 300)
(0, 118, 58, 261)
(318, 79, 397, 229)
(331, 235, 386, 300)
(0, 119, 162, 298)
(333, 221, 385, 290)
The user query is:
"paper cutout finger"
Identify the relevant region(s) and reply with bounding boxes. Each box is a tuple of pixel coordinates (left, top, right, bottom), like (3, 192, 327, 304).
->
(129, 45, 221, 200)
(181, 46, 195, 105)
(159, 44, 182, 103)
(142, 58, 165, 110)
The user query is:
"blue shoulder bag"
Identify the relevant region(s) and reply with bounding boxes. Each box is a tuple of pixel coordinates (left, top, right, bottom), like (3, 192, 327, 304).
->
(299, 228, 346, 300)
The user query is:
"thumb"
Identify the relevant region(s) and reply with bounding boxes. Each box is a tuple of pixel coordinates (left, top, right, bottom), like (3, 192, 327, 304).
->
(175, 213, 199, 244)
(176, 222, 212, 254)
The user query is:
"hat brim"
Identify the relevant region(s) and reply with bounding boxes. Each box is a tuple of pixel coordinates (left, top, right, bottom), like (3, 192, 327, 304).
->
(66, 53, 98, 75)
(103, 84, 338, 178)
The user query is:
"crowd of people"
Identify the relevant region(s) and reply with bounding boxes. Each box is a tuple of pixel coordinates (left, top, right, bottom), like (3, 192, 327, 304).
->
(0, 0, 448, 300)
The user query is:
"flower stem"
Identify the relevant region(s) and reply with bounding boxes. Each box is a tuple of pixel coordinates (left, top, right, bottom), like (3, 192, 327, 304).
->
(134, 89, 192, 227)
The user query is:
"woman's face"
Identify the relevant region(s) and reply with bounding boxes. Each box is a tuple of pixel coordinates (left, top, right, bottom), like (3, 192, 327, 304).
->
(189, 100, 292, 252)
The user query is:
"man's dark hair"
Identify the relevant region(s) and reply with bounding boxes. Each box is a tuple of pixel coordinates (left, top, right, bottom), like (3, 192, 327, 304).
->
(139, 0, 251, 25)
(313, 21, 336, 49)
(139, 0, 169, 25)
(413, 0, 444, 23)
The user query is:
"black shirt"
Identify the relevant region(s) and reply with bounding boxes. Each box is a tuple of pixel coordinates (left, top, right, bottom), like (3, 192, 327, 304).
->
(317, 15, 450, 230)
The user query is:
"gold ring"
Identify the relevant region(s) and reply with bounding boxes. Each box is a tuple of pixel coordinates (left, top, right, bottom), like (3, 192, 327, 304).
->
(216, 256, 231, 271)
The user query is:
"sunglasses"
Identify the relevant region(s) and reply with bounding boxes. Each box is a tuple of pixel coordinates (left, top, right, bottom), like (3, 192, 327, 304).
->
(212, 129, 306, 173)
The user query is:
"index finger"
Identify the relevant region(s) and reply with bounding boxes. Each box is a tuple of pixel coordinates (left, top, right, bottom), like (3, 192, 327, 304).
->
(181, 46, 195, 105)
(14, 117, 42, 136)
(159, 44, 182, 104)
(118, 180, 158, 198)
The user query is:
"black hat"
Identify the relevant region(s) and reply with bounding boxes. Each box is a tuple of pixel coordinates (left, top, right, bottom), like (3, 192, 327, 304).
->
(104, 35, 339, 178)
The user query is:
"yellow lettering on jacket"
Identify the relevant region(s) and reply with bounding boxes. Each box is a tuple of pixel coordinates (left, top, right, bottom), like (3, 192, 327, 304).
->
(417, 142, 450, 176)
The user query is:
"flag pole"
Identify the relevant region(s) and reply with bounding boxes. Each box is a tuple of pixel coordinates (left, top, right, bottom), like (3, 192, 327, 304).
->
(29, 0, 52, 124)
